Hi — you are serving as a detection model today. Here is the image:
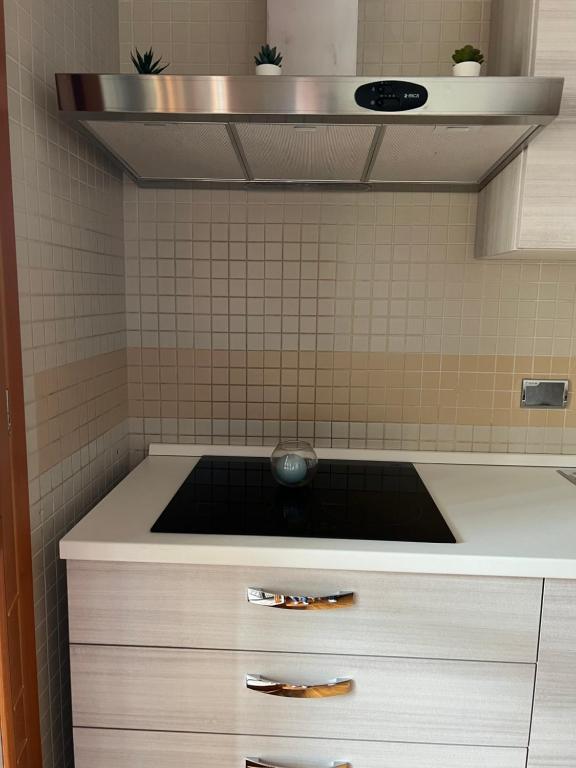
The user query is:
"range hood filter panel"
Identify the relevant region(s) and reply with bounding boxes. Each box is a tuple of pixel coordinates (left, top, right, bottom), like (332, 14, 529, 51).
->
(370, 124, 533, 183)
(236, 123, 377, 181)
(84, 121, 246, 181)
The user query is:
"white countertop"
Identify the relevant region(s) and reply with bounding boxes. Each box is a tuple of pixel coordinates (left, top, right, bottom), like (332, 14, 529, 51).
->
(59, 444, 576, 578)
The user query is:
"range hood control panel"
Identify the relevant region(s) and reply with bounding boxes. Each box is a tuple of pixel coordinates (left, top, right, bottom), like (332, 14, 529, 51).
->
(355, 81, 428, 112)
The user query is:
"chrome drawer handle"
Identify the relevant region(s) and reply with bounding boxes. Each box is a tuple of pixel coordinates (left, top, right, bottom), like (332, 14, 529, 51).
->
(247, 588, 354, 610)
(246, 674, 352, 698)
(247, 761, 351, 768)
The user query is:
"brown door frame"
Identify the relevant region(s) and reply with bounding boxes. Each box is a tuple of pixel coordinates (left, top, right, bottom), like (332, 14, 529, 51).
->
(0, 1, 43, 766)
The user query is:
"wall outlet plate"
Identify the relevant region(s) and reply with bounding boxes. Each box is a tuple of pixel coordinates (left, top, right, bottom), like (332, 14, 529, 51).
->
(521, 379, 569, 408)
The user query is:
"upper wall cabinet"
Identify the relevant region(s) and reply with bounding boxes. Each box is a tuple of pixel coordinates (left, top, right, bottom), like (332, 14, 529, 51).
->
(477, 0, 576, 260)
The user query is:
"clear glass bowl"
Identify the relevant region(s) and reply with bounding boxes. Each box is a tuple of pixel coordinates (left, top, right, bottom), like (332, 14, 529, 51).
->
(270, 440, 318, 487)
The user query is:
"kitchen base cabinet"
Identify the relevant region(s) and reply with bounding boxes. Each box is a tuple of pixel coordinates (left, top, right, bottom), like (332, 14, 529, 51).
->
(528, 580, 576, 767)
(65, 560, 560, 767)
(73, 728, 529, 768)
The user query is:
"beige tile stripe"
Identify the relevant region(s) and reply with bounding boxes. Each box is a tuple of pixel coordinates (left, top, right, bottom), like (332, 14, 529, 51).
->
(127, 348, 576, 429)
(33, 351, 128, 475)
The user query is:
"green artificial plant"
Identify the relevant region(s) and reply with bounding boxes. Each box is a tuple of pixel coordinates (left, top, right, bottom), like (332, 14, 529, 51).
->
(254, 44, 283, 67)
(130, 47, 169, 74)
(452, 45, 484, 64)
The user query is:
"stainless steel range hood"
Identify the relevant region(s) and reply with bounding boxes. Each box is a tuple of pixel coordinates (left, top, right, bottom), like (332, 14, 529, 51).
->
(55, 74, 564, 191)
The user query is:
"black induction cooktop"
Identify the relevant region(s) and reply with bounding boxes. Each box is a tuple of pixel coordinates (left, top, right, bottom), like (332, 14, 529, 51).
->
(151, 456, 455, 543)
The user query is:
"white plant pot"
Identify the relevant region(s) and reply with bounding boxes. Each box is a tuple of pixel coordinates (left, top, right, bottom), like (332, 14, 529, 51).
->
(452, 61, 482, 77)
(255, 64, 282, 76)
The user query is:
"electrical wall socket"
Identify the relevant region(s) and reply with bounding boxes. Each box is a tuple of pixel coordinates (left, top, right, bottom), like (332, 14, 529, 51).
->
(521, 379, 569, 409)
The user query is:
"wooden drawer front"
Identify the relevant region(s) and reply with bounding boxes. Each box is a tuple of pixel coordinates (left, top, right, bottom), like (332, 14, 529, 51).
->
(528, 659, 576, 768)
(67, 561, 542, 662)
(70, 645, 534, 747)
(538, 579, 576, 661)
(74, 728, 528, 768)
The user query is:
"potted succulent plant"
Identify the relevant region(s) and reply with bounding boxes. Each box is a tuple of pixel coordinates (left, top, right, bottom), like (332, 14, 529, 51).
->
(254, 44, 283, 76)
(452, 45, 484, 77)
(130, 47, 169, 74)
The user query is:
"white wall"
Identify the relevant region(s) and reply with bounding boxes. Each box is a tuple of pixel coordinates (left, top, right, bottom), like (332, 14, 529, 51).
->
(4, 0, 127, 766)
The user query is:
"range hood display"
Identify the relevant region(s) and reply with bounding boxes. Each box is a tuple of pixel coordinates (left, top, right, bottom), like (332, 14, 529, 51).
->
(55, 74, 563, 191)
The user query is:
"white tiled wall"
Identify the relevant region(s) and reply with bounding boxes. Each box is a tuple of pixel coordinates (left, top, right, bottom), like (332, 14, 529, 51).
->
(119, 0, 266, 74)
(118, 0, 576, 465)
(4, 0, 128, 766)
(358, 0, 491, 76)
(125, 182, 576, 460)
(124, 185, 482, 355)
(118, 0, 491, 76)
(124, 184, 576, 361)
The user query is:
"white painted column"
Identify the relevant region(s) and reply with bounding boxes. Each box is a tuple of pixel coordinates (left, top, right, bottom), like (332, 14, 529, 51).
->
(267, 0, 358, 76)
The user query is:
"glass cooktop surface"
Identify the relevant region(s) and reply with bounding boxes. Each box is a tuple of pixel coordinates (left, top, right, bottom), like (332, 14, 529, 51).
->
(151, 456, 456, 544)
